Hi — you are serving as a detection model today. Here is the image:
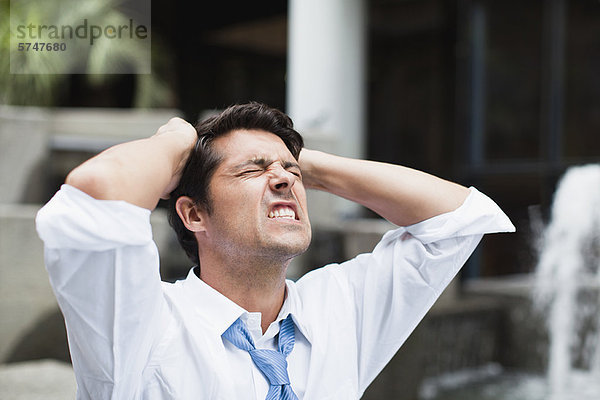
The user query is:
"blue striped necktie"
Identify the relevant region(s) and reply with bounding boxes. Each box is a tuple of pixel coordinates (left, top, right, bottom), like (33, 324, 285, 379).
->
(223, 314, 299, 400)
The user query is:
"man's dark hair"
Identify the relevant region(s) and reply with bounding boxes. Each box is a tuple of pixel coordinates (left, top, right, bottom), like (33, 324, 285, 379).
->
(167, 102, 304, 265)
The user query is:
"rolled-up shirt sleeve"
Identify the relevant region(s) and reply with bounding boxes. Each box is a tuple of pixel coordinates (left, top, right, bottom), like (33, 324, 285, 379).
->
(334, 187, 515, 395)
(36, 184, 165, 399)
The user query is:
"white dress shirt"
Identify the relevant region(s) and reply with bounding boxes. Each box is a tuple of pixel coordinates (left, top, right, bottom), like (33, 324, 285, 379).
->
(36, 185, 514, 399)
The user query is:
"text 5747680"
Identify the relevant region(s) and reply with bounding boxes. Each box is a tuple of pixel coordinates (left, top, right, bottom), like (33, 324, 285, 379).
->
(17, 42, 67, 51)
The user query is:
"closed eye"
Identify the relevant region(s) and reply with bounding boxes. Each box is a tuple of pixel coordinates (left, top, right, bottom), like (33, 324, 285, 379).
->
(287, 169, 302, 180)
(241, 169, 263, 175)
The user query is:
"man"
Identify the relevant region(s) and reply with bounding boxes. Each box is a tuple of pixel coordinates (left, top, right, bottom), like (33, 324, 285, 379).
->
(36, 102, 514, 399)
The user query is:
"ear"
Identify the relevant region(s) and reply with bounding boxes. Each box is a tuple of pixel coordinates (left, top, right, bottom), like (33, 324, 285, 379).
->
(175, 196, 207, 233)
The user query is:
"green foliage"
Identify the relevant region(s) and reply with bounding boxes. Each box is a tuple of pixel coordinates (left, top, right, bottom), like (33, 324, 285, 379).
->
(0, 0, 172, 107)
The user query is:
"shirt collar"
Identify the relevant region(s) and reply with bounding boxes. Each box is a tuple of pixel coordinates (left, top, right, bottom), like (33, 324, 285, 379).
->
(181, 267, 246, 336)
(280, 279, 313, 343)
(180, 267, 312, 343)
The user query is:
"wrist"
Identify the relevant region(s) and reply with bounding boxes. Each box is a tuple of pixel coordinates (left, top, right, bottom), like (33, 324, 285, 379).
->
(299, 148, 331, 190)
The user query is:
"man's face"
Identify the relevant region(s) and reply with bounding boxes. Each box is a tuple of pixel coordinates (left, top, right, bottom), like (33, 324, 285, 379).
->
(199, 129, 312, 262)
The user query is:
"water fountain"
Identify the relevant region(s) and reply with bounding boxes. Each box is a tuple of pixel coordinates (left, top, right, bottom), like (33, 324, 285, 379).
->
(533, 164, 600, 399)
(418, 164, 600, 400)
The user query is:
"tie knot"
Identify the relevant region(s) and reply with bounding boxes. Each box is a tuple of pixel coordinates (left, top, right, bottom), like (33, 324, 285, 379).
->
(222, 315, 299, 399)
(250, 349, 290, 385)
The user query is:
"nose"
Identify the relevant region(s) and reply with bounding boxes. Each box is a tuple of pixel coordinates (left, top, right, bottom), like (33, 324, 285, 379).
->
(269, 164, 295, 192)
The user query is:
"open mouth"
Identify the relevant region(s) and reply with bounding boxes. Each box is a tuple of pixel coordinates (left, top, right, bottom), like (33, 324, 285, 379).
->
(268, 204, 299, 221)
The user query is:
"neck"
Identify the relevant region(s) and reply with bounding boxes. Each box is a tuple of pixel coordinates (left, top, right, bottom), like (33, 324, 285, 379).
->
(198, 251, 290, 333)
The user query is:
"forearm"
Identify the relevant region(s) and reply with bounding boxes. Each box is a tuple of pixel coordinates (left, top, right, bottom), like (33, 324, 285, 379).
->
(299, 149, 470, 226)
(66, 118, 196, 210)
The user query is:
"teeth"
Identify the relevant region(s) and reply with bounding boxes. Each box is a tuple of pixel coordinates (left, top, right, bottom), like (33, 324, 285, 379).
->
(268, 206, 296, 220)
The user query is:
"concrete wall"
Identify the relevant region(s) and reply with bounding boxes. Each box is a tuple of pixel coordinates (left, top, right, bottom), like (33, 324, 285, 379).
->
(0, 106, 185, 365)
(0, 107, 50, 204)
(0, 204, 57, 363)
(363, 298, 506, 400)
(0, 204, 184, 364)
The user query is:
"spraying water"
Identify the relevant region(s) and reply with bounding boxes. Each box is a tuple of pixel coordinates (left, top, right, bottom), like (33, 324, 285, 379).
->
(534, 164, 600, 399)
(419, 165, 600, 400)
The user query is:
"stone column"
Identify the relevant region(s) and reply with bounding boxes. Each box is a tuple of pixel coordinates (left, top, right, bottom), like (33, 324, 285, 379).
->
(287, 0, 367, 160)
